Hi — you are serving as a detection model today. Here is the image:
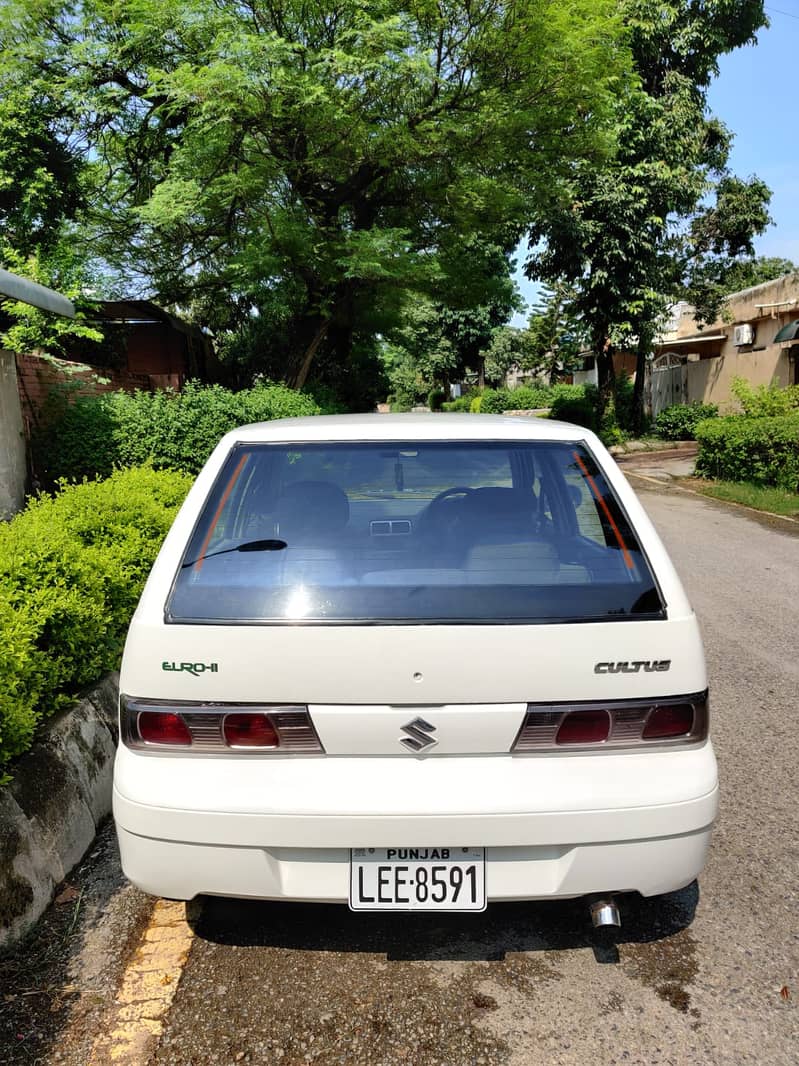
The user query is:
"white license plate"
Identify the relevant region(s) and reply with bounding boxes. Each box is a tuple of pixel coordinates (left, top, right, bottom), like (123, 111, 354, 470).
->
(349, 847, 486, 911)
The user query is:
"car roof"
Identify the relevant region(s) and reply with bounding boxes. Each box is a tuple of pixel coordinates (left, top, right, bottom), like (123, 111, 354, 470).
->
(224, 413, 595, 445)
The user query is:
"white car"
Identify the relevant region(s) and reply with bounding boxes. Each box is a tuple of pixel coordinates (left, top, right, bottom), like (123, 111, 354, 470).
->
(114, 414, 717, 925)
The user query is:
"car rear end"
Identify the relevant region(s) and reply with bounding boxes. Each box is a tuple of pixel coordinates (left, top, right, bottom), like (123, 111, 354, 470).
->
(114, 414, 717, 913)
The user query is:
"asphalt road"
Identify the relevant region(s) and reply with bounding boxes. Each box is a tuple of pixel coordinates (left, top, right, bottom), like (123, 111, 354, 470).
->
(2, 479, 797, 1066)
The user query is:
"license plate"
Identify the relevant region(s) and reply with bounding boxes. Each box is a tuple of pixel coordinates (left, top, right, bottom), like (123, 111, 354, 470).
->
(349, 847, 486, 911)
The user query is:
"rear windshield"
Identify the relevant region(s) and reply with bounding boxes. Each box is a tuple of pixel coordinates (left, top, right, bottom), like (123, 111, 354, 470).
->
(167, 440, 664, 624)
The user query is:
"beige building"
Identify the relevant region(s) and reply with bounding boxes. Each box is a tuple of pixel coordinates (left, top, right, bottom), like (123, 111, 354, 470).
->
(653, 274, 799, 412)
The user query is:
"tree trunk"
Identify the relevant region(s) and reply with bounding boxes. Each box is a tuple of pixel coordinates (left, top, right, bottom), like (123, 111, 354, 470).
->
(594, 328, 615, 429)
(288, 317, 330, 390)
(632, 324, 653, 437)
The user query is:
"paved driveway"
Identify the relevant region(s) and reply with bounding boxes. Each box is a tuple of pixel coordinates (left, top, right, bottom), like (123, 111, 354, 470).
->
(2, 480, 797, 1066)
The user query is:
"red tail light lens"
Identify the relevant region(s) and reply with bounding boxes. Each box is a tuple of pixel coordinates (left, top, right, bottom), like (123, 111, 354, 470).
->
(513, 692, 708, 752)
(642, 704, 694, 739)
(121, 697, 324, 753)
(223, 713, 279, 748)
(556, 709, 610, 745)
(138, 711, 192, 746)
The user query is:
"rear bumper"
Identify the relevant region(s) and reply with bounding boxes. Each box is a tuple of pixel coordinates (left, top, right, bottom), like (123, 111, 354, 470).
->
(116, 826, 714, 902)
(113, 743, 718, 902)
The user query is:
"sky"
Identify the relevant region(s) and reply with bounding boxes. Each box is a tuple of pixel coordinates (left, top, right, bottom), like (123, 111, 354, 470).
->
(512, 2, 799, 326)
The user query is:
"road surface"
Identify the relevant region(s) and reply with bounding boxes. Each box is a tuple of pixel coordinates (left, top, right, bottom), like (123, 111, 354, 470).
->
(2, 479, 797, 1065)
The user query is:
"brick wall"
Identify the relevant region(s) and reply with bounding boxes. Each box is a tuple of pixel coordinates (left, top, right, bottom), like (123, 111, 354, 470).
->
(15, 353, 151, 440)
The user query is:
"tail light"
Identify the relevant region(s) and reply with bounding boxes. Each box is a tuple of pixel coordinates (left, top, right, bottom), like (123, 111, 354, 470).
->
(513, 692, 708, 752)
(555, 709, 610, 745)
(642, 703, 695, 739)
(138, 711, 192, 746)
(223, 713, 279, 748)
(121, 697, 324, 753)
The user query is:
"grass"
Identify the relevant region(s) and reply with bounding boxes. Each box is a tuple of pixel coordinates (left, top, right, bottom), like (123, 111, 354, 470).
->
(691, 479, 799, 518)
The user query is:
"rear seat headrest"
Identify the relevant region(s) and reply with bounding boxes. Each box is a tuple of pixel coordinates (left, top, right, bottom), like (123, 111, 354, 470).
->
(463, 487, 536, 530)
(276, 480, 350, 539)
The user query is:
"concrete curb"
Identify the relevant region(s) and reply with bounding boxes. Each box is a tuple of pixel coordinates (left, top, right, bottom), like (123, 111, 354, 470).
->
(625, 469, 799, 526)
(0, 673, 119, 950)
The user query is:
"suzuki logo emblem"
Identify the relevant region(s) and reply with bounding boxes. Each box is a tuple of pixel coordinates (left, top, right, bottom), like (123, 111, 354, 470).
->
(400, 717, 438, 752)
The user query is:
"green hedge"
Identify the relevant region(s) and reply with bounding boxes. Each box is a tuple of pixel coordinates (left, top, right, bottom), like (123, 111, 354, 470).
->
(428, 387, 446, 412)
(654, 402, 719, 441)
(695, 414, 799, 490)
(730, 377, 799, 417)
(35, 380, 327, 483)
(549, 393, 598, 431)
(441, 395, 473, 412)
(0, 467, 191, 771)
(476, 383, 586, 414)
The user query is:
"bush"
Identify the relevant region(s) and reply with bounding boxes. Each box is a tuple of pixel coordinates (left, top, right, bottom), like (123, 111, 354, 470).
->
(469, 394, 483, 413)
(695, 414, 799, 490)
(730, 377, 799, 417)
(550, 391, 598, 431)
(470, 382, 587, 415)
(428, 387, 446, 412)
(654, 402, 719, 441)
(442, 395, 474, 412)
(479, 387, 511, 413)
(499, 385, 550, 410)
(34, 380, 328, 483)
(611, 373, 635, 433)
(0, 467, 192, 771)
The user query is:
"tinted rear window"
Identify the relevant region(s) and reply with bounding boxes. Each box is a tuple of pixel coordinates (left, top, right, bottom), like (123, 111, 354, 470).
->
(167, 441, 664, 624)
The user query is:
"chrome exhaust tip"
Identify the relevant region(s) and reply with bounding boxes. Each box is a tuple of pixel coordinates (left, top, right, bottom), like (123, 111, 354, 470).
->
(589, 899, 621, 929)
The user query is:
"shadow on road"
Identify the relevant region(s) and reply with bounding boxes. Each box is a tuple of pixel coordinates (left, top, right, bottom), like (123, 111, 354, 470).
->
(187, 881, 699, 965)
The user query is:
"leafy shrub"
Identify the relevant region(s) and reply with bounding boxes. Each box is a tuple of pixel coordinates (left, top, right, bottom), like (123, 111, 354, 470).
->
(442, 395, 474, 412)
(428, 387, 446, 411)
(695, 414, 799, 490)
(550, 388, 598, 431)
(499, 385, 550, 410)
(654, 402, 719, 441)
(611, 373, 635, 433)
(470, 383, 587, 414)
(479, 387, 512, 413)
(469, 394, 483, 413)
(730, 377, 799, 417)
(508, 383, 586, 411)
(34, 380, 327, 483)
(0, 467, 191, 770)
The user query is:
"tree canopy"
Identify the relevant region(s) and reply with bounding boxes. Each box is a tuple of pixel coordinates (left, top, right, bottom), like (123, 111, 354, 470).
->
(0, 0, 630, 393)
(525, 0, 771, 428)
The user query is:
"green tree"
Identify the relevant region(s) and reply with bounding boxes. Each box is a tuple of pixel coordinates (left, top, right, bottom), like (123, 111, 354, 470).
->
(382, 242, 522, 396)
(525, 1, 770, 433)
(0, 0, 630, 388)
(0, 82, 85, 257)
(482, 327, 533, 387)
(684, 254, 797, 326)
(0, 247, 105, 359)
(525, 285, 588, 384)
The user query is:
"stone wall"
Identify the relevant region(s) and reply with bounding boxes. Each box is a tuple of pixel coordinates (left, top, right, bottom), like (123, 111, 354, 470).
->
(0, 675, 119, 949)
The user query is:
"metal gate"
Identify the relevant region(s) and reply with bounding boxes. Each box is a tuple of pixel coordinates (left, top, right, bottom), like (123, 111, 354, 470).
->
(651, 354, 687, 417)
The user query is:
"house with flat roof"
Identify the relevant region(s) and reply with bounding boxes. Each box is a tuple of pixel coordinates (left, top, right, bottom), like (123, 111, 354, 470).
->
(652, 274, 799, 412)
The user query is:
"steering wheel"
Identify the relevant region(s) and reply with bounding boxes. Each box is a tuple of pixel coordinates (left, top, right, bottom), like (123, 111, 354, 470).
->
(418, 486, 476, 534)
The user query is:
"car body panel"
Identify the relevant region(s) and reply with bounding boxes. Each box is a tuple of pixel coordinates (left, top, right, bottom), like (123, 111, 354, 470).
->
(114, 414, 717, 905)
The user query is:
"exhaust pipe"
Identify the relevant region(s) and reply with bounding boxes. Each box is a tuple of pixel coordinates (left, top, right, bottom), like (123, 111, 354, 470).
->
(589, 898, 621, 929)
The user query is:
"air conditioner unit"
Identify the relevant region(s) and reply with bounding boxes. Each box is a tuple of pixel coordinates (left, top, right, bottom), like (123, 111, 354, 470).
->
(733, 324, 754, 346)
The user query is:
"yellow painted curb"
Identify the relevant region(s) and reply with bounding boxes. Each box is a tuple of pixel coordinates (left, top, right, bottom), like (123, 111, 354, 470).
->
(88, 899, 193, 1064)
